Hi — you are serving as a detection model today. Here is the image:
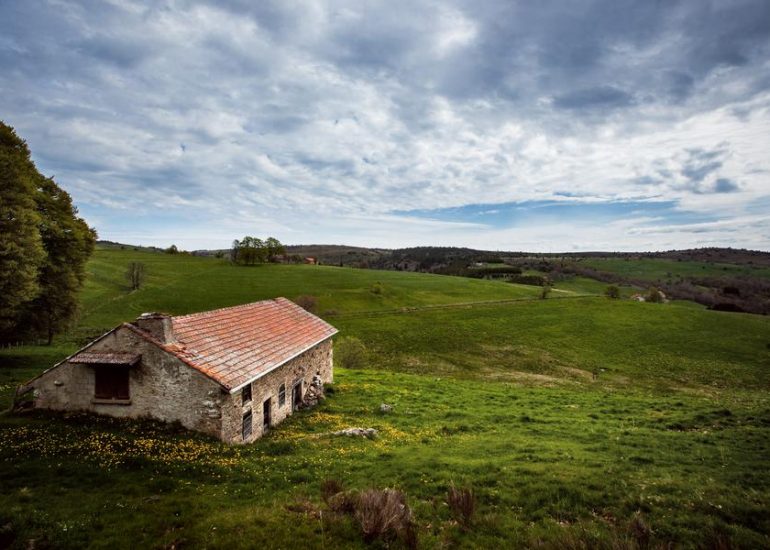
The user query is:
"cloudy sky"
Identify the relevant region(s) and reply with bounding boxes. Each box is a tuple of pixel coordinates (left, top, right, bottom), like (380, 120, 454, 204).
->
(2, 0, 770, 251)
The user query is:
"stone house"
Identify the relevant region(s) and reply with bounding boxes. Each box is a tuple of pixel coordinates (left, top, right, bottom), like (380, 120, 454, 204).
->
(18, 298, 338, 444)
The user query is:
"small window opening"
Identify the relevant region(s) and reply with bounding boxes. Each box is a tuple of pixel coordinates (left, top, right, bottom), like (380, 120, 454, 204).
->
(242, 410, 253, 440)
(94, 367, 130, 400)
(242, 383, 252, 405)
(278, 383, 286, 407)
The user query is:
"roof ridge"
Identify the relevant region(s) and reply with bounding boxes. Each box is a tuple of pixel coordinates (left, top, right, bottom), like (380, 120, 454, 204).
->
(171, 297, 287, 322)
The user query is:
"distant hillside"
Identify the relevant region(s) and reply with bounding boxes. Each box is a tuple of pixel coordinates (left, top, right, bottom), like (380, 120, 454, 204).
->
(98, 240, 770, 314)
(96, 240, 165, 253)
(285, 244, 390, 266)
(284, 245, 770, 315)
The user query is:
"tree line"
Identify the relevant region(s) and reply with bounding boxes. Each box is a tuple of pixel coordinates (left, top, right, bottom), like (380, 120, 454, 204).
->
(0, 122, 96, 344)
(230, 236, 285, 265)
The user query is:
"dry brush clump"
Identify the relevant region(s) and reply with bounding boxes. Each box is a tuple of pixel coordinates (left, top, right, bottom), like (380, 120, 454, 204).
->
(446, 484, 475, 530)
(320, 482, 416, 548)
(627, 512, 652, 549)
(355, 488, 416, 547)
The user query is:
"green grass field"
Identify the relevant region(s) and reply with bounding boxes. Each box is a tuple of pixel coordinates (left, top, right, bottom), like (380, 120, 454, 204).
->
(80, 248, 542, 329)
(1, 248, 769, 548)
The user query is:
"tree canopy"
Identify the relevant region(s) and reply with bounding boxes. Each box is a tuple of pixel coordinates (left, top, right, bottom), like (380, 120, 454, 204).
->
(0, 121, 96, 343)
(231, 236, 285, 265)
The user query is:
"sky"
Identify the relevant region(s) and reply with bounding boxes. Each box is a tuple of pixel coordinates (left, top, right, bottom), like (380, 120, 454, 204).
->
(2, 0, 770, 252)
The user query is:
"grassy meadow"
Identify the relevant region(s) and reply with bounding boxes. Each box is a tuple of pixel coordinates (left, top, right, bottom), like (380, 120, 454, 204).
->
(1, 247, 769, 548)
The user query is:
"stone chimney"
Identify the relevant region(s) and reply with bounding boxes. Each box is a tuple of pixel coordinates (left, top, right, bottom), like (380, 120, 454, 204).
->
(133, 312, 175, 344)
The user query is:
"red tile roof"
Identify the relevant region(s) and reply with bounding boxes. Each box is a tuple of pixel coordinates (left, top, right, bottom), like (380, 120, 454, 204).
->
(144, 298, 337, 392)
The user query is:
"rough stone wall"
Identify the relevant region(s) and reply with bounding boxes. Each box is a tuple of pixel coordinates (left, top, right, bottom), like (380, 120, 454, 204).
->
(27, 327, 226, 439)
(221, 338, 333, 444)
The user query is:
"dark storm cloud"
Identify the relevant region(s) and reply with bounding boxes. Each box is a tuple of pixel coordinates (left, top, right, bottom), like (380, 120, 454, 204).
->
(553, 86, 635, 111)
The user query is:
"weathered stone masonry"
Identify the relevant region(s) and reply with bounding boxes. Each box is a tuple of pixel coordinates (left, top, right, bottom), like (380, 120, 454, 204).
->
(24, 326, 226, 439)
(221, 338, 333, 444)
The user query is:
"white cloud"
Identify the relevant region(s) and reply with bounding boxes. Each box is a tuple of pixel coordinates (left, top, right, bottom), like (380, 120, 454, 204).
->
(2, 0, 769, 250)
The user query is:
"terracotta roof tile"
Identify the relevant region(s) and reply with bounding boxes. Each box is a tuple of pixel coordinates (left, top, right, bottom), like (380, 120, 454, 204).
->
(161, 298, 337, 391)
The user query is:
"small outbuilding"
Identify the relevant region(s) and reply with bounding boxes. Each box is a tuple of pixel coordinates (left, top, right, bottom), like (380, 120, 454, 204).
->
(17, 298, 338, 444)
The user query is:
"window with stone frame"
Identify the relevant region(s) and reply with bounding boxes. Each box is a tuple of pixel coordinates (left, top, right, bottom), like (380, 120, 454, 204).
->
(242, 383, 252, 405)
(242, 410, 252, 440)
(278, 383, 286, 407)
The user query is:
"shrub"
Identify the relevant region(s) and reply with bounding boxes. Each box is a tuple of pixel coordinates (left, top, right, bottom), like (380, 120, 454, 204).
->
(354, 488, 416, 547)
(336, 337, 367, 369)
(294, 295, 318, 313)
(605, 285, 621, 299)
(370, 282, 384, 295)
(540, 285, 552, 299)
(321, 478, 345, 504)
(645, 287, 664, 303)
(507, 274, 550, 286)
(447, 484, 475, 530)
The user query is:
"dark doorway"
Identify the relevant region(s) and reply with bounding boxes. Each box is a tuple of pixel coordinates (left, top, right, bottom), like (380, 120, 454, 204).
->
(292, 382, 302, 411)
(263, 398, 271, 431)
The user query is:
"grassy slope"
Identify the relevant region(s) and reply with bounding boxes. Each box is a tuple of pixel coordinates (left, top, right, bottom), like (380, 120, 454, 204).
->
(1, 248, 769, 548)
(80, 249, 542, 329)
(336, 299, 770, 394)
(579, 257, 770, 281)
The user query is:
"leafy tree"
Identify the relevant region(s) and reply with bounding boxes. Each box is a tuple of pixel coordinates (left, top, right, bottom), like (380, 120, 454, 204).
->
(22, 176, 96, 343)
(126, 262, 146, 291)
(0, 123, 45, 335)
(231, 236, 285, 265)
(265, 237, 286, 262)
(230, 239, 240, 263)
(0, 121, 96, 343)
(165, 244, 179, 254)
